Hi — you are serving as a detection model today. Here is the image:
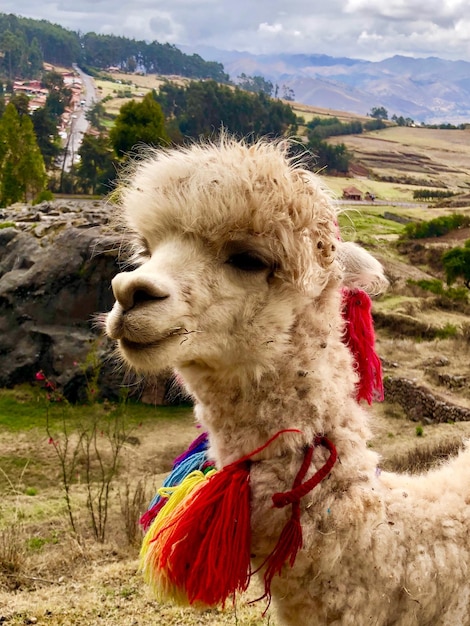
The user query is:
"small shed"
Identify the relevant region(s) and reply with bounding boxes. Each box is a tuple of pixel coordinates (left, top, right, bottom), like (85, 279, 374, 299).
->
(342, 186, 362, 201)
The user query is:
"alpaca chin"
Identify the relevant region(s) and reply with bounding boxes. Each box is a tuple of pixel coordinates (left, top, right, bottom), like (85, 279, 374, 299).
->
(116, 338, 175, 374)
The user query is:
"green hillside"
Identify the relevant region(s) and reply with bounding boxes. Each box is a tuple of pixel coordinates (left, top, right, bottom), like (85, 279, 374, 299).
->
(0, 13, 227, 81)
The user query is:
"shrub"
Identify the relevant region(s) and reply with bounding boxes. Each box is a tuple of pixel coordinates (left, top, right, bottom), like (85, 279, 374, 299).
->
(33, 189, 54, 205)
(402, 214, 470, 240)
(406, 279, 468, 303)
(435, 323, 459, 339)
(442, 240, 470, 288)
(412, 189, 455, 200)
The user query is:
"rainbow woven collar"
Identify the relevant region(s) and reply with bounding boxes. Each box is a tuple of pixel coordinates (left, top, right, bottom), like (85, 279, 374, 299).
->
(139, 429, 337, 608)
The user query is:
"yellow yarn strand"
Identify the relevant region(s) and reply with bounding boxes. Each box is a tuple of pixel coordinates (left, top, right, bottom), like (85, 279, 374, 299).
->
(140, 468, 216, 604)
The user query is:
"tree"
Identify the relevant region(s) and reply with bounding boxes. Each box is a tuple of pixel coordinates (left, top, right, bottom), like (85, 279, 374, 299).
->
(237, 74, 274, 96)
(0, 82, 5, 118)
(391, 114, 414, 127)
(42, 72, 73, 122)
(9, 92, 30, 117)
(305, 134, 351, 173)
(282, 85, 296, 101)
(0, 29, 24, 79)
(0, 103, 47, 206)
(370, 106, 388, 120)
(28, 37, 44, 76)
(86, 102, 107, 131)
(126, 56, 137, 73)
(109, 93, 169, 157)
(76, 134, 116, 194)
(17, 114, 48, 200)
(442, 240, 470, 289)
(153, 80, 297, 142)
(32, 107, 62, 169)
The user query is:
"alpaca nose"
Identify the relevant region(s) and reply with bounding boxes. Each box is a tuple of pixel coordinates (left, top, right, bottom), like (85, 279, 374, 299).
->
(111, 272, 170, 312)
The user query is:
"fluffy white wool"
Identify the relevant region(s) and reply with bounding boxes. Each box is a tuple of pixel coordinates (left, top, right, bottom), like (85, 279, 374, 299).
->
(106, 137, 470, 626)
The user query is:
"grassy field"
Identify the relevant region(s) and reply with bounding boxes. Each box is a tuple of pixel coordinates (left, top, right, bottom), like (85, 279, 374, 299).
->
(95, 72, 188, 115)
(328, 126, 470, 192)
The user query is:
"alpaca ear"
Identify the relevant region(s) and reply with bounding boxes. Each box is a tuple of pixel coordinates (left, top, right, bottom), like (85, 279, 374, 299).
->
(336, 241, 388, 295)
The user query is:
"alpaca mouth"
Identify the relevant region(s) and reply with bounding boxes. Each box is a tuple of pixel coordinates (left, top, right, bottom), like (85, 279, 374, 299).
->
(119, 327, 187, 352)
(120, 337, 161, 351)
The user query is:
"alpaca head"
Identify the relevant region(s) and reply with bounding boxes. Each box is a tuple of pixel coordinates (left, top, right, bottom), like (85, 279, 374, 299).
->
(106, 137, 386, 383)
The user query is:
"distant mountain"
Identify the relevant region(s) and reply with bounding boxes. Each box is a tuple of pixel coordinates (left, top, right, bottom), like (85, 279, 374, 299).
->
(3, 12, 470, 124)
(180, 46, 470, 124)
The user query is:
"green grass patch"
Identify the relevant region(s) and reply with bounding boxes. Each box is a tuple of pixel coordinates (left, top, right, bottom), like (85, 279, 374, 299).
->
(0, 386, 192, 431)
(402, 213, 470, 239)
(338, 208, 406, 241)
(0, 392, 46, 430)
(0, 454, 55, 494)
(435, 323, 459, 339)
(374, 295, 419, 312)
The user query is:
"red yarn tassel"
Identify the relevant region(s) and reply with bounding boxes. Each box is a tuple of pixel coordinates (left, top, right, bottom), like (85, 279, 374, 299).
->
(157, 460, 252, 606)
(259, 437, 337, 602)
(261, 500, 303, 601)
(342, 288, 383, 404)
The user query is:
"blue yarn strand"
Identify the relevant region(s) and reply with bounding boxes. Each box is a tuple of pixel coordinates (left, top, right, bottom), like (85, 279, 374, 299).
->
(147, 449, 208, 509)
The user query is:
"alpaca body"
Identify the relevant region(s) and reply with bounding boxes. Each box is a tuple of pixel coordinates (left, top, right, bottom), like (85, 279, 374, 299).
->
(185, 304, 470, 626)
(105, 137, 470, 625)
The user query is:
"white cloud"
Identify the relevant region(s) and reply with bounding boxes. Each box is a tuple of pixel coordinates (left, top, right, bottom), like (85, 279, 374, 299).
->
(258, 23, 284, 35)
(2, 0, 470, 62)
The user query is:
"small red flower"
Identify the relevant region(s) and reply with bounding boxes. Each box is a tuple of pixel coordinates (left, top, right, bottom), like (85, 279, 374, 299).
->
(35, 371, 46, 381)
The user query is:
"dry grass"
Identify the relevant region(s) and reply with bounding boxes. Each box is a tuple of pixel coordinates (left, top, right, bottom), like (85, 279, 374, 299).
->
(95, 72, 190, 116)
(368, 398, 470, 472)
(0, 557, 273, 625)
(381, 437, 464, 474)
(328, 126, 470, 190)
(292, 102, 371, 124)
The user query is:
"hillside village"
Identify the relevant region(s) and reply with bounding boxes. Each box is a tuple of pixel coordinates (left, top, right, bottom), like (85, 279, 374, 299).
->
(11, 65, 85, 137)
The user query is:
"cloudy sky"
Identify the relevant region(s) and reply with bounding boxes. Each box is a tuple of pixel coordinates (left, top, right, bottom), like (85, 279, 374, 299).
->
(4, 0, 470, 62)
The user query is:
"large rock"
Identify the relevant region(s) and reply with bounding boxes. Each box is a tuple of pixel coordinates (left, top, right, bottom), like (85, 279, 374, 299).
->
(0, 200, 125, 400)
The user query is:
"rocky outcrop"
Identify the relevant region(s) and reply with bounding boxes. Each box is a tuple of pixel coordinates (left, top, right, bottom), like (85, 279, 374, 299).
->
(0, 199, 125, 400)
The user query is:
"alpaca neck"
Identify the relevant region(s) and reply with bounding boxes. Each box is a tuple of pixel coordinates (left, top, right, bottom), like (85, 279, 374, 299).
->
(179, 297, 375, 474)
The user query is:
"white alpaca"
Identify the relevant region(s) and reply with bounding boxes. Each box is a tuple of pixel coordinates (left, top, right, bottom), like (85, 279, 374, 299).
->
(106, 137, 470, 626)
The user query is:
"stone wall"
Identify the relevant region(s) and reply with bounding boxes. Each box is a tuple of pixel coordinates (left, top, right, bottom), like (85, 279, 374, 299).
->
(384, 376, 470, 423)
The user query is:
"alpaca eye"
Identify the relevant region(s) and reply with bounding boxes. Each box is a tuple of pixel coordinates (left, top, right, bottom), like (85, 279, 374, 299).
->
(226, 252, 270, 272)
